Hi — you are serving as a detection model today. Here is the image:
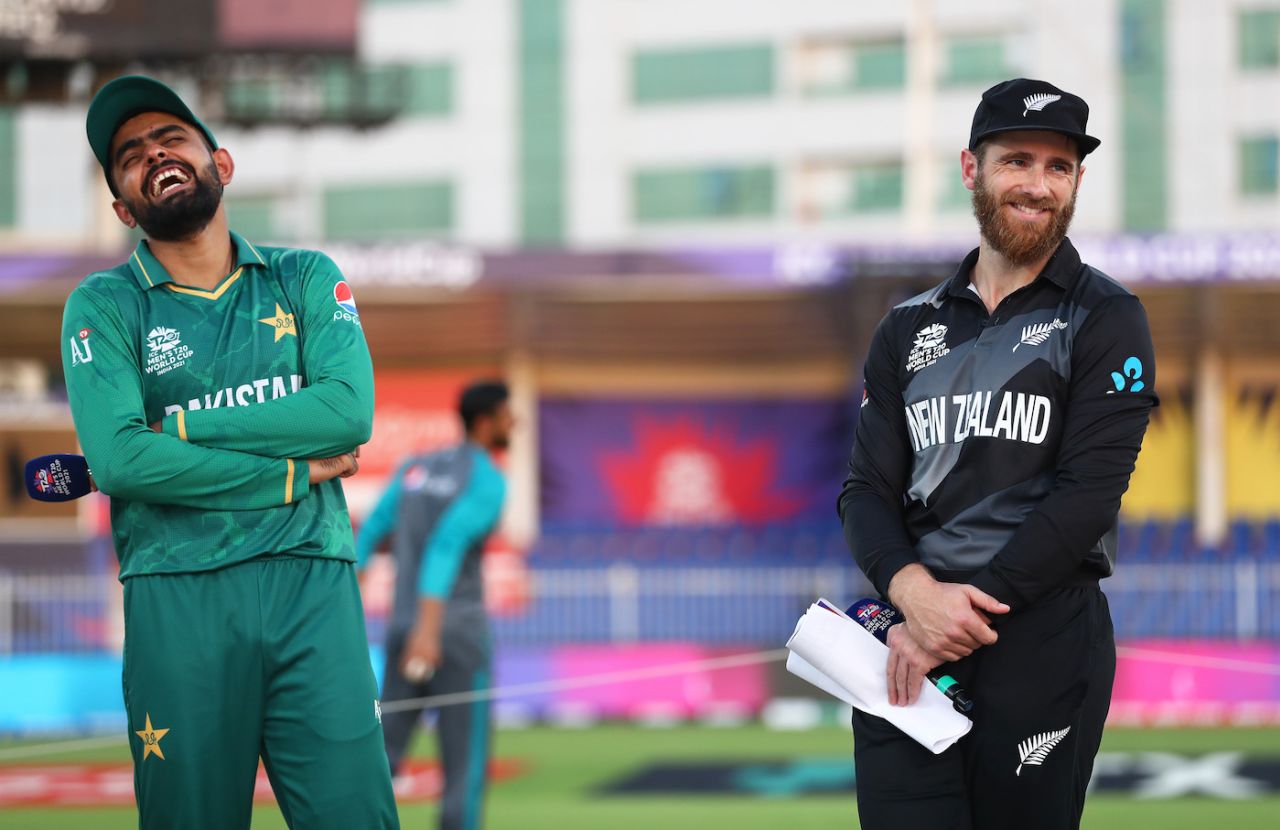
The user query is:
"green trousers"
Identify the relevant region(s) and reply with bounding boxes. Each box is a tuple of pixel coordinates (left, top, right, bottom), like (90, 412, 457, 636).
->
(122, 555, 400, 829)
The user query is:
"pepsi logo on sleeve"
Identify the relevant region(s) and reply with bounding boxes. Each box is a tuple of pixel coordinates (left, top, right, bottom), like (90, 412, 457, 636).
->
(333, 281, 362, 325)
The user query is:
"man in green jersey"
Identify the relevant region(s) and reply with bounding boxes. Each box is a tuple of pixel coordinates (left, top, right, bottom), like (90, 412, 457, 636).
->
(61, 75, 400, 829)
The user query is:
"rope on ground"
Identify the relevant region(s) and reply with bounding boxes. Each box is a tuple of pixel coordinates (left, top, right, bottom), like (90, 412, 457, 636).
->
(0, 642, 1276, 762)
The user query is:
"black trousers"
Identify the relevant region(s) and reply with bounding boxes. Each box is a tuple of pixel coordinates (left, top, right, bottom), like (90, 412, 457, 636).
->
(851, 586, 1115, 830)
(381, 626, 492, 830)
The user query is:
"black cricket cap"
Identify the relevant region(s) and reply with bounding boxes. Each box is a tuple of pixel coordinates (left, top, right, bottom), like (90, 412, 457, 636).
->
(969, 78, 1100, 158)
(86, 75, 218, 171)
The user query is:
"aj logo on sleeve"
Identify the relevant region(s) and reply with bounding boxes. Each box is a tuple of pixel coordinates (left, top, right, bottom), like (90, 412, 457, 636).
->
(69, 328, 93, 366)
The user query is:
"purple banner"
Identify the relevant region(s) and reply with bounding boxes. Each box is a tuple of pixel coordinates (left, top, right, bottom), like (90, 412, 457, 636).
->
(539, 398, 853, 527)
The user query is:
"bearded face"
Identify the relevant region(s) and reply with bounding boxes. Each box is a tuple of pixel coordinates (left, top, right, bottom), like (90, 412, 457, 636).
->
(118, 157, 224, 242)
(971, 159, 1078, 267)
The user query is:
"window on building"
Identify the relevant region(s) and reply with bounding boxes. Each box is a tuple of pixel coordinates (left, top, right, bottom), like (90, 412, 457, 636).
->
(634, 165, 774, 222)
(796, 39, 906, 94)
(323, 181, 454, 239)
(402, 63, 453, 116)
(1240, 135, 1280, 196)
(0, 107, 15, 227)
(1240, 9, 1280, 69)
(225, 196, 280, 242)
(795, 160, 903, 219)
(940, 164, 974, 212)
(849, 163, 904, 212)
(942, 36, 1009, 85)
(633, 44, 774, 104)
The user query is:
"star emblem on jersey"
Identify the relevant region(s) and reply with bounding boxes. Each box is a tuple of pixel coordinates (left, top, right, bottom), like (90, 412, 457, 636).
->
(258, 304, 297, 342)
(135, 713, 170, 761)
(1016, 726, 1070, 776)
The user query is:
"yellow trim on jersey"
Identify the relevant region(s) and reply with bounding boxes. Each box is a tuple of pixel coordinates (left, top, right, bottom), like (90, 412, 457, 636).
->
(176, 410, 188, 441)
(132, 251, 155, 287)
(284, 459, 295, 505)
(244, 240, 267, 266)
(165, 268, 245, 300)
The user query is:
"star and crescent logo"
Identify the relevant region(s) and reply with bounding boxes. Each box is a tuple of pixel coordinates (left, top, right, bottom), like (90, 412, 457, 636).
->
(135, 713, 170, 761)
(258, 304, 297, 342)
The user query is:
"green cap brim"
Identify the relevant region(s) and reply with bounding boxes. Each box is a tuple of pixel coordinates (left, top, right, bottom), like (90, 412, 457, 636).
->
(86, 75, 218, 170)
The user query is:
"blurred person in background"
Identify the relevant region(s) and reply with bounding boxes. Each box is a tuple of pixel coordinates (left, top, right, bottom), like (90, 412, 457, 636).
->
(61, 76, 399, 828)
(838, 78, 1158, 829)
(357, 379, 513, 830)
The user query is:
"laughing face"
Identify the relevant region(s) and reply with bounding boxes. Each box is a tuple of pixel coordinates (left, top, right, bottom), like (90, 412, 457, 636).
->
(108, 111, 231, 242)
(966, 131, 1082, 267)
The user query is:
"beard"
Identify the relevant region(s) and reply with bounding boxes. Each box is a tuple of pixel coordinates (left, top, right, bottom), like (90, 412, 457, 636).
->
(122, 159, 224, 242)
(971, 169, 1077, 266)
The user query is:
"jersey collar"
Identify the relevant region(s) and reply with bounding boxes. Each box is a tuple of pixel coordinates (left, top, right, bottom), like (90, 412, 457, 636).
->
(126, 231, 268, 291)
(946, 237, 1083, 300)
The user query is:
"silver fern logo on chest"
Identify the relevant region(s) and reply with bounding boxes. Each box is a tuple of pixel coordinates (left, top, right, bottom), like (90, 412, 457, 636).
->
(1013, 318, 1068, 352)
(144, 326, 193, 376)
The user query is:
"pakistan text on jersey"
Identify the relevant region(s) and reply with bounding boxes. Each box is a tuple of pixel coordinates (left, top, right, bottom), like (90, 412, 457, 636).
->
(163, 374, 303, 416)
(904, 391, 1052, 452)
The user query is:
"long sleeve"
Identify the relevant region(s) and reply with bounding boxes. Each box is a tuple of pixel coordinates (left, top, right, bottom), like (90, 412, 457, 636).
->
(969, 296, 1158, 610)
(419, 455, 506, 598)
(355, 465, 406, 570)
(838, 317, 919, 596)
(62, 283, 309, 510)
(159, 251, 374, 458)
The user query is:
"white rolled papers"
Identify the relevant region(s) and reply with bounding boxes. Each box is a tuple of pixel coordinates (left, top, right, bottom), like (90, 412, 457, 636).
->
(785, 599, 972, 754)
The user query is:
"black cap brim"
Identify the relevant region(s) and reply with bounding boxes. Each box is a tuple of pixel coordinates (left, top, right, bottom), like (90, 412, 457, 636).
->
(971, 125, 1101, 157)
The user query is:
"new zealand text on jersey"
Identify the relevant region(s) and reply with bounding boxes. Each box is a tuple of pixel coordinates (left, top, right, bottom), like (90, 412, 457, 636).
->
(905, 390, 1053, 452)
(163, 374, 302, 416)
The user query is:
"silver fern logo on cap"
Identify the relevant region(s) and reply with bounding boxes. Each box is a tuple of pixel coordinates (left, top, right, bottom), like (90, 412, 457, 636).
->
(1022, 93, 1062, 117)
(1016, 726, 1071, 776)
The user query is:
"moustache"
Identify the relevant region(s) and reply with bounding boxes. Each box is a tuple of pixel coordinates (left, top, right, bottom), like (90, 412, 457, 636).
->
(1004, 197, 1058, 211)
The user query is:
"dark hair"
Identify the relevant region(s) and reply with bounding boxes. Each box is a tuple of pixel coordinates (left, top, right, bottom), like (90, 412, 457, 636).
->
(459, 380, 509, 433)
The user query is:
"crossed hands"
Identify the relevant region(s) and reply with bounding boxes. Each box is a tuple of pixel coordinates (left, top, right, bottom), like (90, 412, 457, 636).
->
(306, 448, 361, 484)
(884, 564, 1009, 707)
(146, 419, 361, 485)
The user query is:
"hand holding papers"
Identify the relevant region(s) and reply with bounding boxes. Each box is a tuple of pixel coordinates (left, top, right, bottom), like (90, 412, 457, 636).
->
(785, 599, 972, 754)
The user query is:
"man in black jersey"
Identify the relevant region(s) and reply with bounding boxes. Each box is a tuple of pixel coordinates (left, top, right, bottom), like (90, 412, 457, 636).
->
(838, 78, 1158, 830)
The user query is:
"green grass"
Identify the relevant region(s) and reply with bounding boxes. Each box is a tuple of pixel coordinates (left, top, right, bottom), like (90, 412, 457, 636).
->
(2, 725, 1278, 829)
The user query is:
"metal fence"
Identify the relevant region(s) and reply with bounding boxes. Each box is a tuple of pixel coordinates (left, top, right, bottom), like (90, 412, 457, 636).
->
(2, 562, 1279, 655)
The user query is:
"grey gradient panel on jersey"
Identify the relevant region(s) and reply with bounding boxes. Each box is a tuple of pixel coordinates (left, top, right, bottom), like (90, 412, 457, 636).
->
(915, 472, 1056, 571)
(902, 303, 1095, 508)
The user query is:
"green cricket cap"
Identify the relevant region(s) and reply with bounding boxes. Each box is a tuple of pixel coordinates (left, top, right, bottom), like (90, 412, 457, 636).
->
(86, 75, 218, 170)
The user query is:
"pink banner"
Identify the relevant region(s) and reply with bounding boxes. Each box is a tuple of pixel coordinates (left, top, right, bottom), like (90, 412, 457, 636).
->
(1109, 640, 1280, 725)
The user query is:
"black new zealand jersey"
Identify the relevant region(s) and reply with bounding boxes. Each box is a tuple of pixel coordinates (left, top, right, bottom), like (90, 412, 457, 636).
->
(839, 239, 1158, 611)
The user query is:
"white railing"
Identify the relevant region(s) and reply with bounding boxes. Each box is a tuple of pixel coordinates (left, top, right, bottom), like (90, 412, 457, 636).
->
(1, 562, 1278, 654)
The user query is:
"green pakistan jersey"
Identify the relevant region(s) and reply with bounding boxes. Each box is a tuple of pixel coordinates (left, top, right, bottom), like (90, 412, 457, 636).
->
(60, 231, 374, 579)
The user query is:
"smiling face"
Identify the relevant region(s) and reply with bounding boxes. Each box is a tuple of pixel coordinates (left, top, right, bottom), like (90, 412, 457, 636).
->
(964, 130, 1083, 267)
(108, 111, 233, 242)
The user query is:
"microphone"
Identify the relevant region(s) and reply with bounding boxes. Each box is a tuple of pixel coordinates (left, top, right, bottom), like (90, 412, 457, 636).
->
(25, 454, 94, 502)
(847, 597, 975, 715)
